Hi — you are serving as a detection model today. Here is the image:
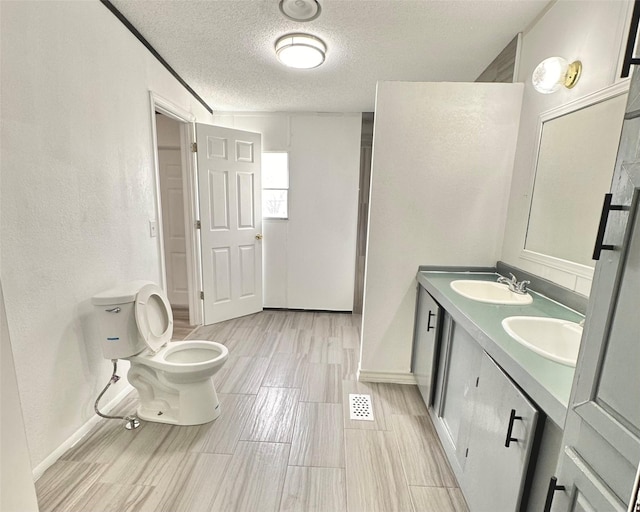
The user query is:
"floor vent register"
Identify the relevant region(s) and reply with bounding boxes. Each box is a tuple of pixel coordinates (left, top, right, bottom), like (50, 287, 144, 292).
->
(349, 393, 374, 421)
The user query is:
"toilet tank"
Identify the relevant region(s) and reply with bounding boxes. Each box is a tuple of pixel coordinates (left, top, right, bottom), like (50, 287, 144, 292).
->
(91, 281, 151, 360)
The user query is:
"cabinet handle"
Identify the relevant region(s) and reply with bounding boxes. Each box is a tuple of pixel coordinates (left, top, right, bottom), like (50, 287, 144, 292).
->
(504, 408, 522, 448)
(543, 476, 566, 512)
(426, 310, 436, 332)
(592, 193, 627, 260)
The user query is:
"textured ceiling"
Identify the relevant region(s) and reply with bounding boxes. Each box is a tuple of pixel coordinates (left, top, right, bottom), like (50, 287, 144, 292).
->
(109, 0, 549, 112)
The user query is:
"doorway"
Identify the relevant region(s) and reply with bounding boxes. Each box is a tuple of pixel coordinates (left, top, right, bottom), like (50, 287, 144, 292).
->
(150, 92, 203, 327)
(155, 113, 192, 335)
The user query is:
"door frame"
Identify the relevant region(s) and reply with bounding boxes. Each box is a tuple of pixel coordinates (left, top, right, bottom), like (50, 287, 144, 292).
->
(149, 91, 203, 326)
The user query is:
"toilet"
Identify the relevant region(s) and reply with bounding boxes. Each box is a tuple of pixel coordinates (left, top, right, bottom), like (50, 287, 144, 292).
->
(91, 281, 228, 426)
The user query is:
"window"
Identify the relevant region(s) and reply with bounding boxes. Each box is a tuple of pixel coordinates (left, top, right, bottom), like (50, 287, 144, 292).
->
(262, 152, 289, 219)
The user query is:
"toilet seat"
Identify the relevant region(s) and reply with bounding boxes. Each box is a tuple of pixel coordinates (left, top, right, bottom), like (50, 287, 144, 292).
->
(135, 283, 173, 353)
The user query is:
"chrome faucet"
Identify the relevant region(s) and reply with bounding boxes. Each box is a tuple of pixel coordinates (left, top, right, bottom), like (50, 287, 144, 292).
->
(497, 273, 531, 295)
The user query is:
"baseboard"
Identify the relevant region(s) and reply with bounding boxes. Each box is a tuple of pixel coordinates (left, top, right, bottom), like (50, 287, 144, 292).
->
(32, 384, 134, 481)
(357, 369, 416, 385)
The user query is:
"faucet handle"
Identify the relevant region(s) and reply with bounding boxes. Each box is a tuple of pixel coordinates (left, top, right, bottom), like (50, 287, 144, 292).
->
(515, 280, 530, 293)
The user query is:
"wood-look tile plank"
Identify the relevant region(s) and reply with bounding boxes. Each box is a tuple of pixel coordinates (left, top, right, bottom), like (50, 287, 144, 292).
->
(342, 380, 389, 430)
(304, 336, 343, 364)
(210, 441, 289, 512)
(97, 422, 173, 485)
(263, 352, 308, 388)
(142, 452, 231, 512)
(190, 393, 256, 454)
(378, 383, 429, 417)
(391, 414, 457, 487)
(55, 481, 157, 512)
(279, 466, 347, 512)
(61, 398, 138, 463)
(301, 363, 342, 403)
(344, 429, 414, 512)
(282, 311, 315, 330)
(340, 325, 360, 349)
(35, 460, 106, 512)
(410, 486, 469, 512)
(217, 356, 270, 394)
(311, 313, 337, 337)
(275, 329, 312, 354)
(289, 402, 344, 468)
(240, 387, 300, 443)
(100, 423, 201, 486)
(228, 329, 279, 358)
(341, 349, 358, 381)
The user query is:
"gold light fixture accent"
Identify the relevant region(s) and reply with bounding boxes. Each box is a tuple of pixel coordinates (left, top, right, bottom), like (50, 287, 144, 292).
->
(532, 57, 582, 94)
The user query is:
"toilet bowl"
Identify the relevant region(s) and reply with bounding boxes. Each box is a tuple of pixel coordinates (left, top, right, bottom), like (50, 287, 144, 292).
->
(92, 281, 228, 425)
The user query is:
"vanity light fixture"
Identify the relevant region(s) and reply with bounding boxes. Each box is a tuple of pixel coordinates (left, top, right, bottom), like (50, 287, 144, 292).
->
(275, 33, 326, 69)
(279, 0, 321, 22)
(532, 57, 582, 94)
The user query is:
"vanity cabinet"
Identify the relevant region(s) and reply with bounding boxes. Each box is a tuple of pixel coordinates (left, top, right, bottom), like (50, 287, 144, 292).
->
(437, 319, 483, 474)
(411, 286, 441, 406)
(463, 352, 538, 512)
(416, 302, 540, 512)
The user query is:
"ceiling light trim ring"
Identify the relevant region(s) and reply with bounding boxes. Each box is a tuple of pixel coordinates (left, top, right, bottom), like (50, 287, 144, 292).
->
(275, 33, 326, 69)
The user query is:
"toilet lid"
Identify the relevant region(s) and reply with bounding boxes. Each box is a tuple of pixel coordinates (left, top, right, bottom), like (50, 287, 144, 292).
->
(135, 283, 173, 353)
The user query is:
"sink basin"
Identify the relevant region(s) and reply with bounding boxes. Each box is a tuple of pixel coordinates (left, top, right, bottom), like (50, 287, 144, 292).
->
(450, 280, 533, 305)
(502, 316, 583, 367)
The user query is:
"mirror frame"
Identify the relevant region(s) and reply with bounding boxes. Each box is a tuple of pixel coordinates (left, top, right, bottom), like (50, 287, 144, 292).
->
(520, 80, 630, 279)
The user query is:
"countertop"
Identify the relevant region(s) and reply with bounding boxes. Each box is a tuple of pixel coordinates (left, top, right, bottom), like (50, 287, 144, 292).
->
(417, 269, 584, 428)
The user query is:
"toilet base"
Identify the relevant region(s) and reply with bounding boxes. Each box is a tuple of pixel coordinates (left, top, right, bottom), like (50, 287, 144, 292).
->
(127, 364, 222, 425)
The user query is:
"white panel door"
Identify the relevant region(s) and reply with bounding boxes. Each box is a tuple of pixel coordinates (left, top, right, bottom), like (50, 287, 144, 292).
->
(196, 124, 262, 324)
(159, 149, 189, 307)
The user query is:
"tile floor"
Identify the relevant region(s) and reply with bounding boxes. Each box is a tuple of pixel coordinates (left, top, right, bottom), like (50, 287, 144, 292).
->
(35, 311, 468, 512)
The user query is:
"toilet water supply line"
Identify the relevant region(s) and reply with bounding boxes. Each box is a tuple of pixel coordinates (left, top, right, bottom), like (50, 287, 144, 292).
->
(94, 359, 141, 430)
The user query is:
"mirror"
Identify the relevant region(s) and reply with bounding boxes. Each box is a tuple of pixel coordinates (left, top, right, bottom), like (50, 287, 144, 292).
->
(523, 85, 628, 273)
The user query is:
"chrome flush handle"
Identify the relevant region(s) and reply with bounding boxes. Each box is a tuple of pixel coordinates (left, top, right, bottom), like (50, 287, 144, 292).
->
(105, 307, 121, 313)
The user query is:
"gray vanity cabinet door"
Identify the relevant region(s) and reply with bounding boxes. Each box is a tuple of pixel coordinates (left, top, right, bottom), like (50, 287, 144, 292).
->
(439, 321, 483, 475)
(411, 285, 441, 406)
(463, 353, 539, 512)
(551, 79, 640, 511)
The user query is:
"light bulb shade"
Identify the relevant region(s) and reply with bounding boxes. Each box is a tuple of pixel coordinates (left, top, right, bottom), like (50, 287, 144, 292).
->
(275, 33, 326, 69)
(532, 57, 582, 94)
(279, 0, 321, 22)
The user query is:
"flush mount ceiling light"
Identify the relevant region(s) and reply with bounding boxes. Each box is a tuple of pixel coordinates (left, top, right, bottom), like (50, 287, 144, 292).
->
(279, 0, 321, 22)
(275, 33, 326, 69)
(532, 57, 582, 94)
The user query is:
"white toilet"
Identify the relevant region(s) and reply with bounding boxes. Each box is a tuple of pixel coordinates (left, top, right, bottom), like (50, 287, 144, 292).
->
(91, 281, 228, 426)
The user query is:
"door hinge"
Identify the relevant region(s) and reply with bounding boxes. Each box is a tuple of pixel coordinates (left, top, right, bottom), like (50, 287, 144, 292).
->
(200, 291, 204, 300)
(191, 142, 198, 153)
(195, 220, 201, 230)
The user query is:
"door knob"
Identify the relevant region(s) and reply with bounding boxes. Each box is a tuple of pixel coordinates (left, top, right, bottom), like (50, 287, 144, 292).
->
(255, 234, 263, 240)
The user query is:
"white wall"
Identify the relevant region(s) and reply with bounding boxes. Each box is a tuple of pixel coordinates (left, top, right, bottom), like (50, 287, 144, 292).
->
(1, 284, 39, 512)
(360, 81, 523, 379)
(213, 113, 362, 310)
(0, 0, 212, 472)
(500, 0, 632, 295)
